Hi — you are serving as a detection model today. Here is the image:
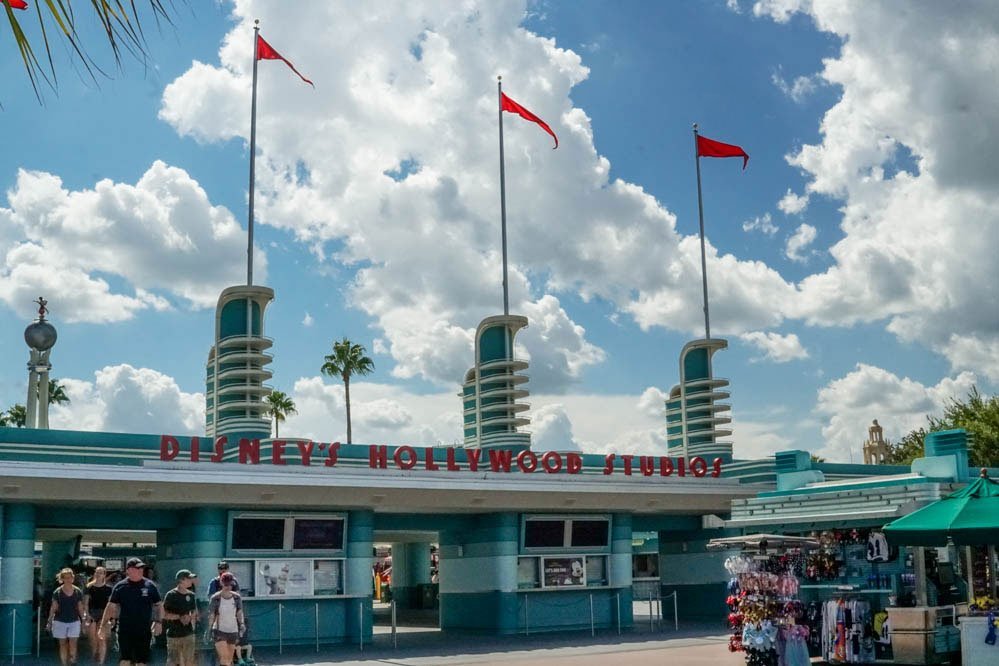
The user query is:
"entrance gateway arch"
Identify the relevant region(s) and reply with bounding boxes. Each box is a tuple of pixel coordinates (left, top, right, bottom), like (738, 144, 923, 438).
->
(0, 429, 756, 656)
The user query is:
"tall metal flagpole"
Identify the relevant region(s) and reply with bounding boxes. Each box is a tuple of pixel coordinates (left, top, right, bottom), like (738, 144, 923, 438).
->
(247, 20, 261, 286)
(498, 76, 510, 316)
(692, 123, 711, 340)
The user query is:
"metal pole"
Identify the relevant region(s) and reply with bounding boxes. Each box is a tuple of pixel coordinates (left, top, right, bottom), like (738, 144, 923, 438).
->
(278, 603, 283, 655)
(525, 595, 530, 636)
(315, 602, 319, 653)
(247, 20, 261, 285)
(692, 123, 710, 340)
(36, 606, 41, 657)
(358, 602, 363, 651)
(589, 594, 594, 637)
(657, 592, 662, 631)
(615, 592, 621, 635)
(391, 599, 397, 649)
(673, 591, 678, 632)
(649, 589, 654, 632)
(498, 76, 510, 316)
(10, 607, 15, 665)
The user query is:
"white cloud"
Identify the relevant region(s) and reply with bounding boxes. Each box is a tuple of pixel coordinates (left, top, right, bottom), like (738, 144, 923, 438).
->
(758, 2, 999, 380)
(531, 404, 582, 452)
(777, 188, 809, 215)
(50, 364, 204, 434)
(785, 223, 817, 262)
(0, 162, 264, 323)
(302, 312, 314, 327)
(636, 386, 669, 418)
(739, 331, 809, 363)
(815, 363, 977, 461)
(771, 70, 818, 103)
(159, 1, 800, 388)
(742, 212, 778, 236)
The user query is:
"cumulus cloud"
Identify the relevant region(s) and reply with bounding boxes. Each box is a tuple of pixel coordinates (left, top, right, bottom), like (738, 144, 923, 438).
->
(302, 312, 314, 327)
(777, 189, 809, 215)
(815, 363, 977, 461)
(159, 1, 802, 389)
(742, 213, 778, 236)
(739, 331, 809, 363)
(754, 1, 999, 381)
(50, 364, 204, 434)
(785, 223, 817, 262)
(531, 403, 582, 451)
(0, 162, 264, 323)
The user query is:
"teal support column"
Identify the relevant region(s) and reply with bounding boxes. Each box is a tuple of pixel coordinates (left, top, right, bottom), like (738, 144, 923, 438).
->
(344, 510, 373, 644)
(0, 504, 36, 658)
(41, 538, 78, 584)
(157, 508, 226, 598)
(439, 513, 518, 633)
(389, 542, 410, 607)
(611, 513, 634, 629)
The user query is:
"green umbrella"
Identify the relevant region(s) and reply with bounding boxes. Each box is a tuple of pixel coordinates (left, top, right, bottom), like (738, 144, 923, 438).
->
(884, 470, 999, 546)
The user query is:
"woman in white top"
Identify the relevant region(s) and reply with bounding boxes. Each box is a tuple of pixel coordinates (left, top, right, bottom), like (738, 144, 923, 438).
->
(208, 572, 245, 666)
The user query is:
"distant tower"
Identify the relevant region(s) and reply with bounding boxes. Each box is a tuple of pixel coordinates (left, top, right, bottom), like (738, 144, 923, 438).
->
(205, 286, 275, 440)
(23, 297, 58, 429)
(666, 339, 732, 462)
(461, 315, 531, 451)
(863, 419, 891, 464)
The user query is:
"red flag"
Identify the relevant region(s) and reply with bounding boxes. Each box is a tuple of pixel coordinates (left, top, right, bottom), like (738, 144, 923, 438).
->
(6, 1, 29, 9)
(696, 134, 749, 169)
(501, 92, 558, 149)
(256, 34, 314, 87)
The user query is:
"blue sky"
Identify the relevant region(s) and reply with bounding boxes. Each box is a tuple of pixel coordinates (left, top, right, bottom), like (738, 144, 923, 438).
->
(1, 1, 995, 460)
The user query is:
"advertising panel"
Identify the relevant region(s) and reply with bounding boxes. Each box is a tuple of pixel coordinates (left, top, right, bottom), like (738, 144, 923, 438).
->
(254, 559, 313, 597)
(542, 557, 585, 587)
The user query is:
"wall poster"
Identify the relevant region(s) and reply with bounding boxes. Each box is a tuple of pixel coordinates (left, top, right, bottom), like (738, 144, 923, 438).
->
(542, 556, 585, 587)
(254, 559, 313, 597)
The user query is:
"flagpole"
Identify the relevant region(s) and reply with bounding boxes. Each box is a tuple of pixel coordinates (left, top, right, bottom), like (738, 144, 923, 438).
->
(498, 76, 510, 316)
(693, 123, 711, 340)
(247, 20, 260, 286)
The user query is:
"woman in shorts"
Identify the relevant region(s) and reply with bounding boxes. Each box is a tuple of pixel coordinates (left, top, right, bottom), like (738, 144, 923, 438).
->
(84, 566, 113, 665)
(46, 568, 86, 666)
(208, 573, 245, 666)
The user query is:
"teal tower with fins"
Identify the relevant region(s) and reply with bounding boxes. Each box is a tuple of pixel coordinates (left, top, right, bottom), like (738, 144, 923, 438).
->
(461, 315, 531, 451)
(205, 285, 275, 441)
(666, 338, 732, 462)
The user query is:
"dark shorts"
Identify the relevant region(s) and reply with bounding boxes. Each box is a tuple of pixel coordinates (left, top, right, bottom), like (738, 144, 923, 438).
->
(118, 628, 152, 663)
(213, 629, 239, 645)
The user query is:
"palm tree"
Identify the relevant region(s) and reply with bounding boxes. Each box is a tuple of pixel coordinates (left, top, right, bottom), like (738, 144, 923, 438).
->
(265, 390, 297, 438)
(5, 404, 27, 427)
(320, 338, 374, 444)
(46, 379, 69, 405)
(4, 1, 179, 102)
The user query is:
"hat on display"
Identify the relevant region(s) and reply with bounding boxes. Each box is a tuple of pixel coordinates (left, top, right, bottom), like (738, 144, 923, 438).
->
(126, 557, 145, 569)
(175, 569, 198, 581)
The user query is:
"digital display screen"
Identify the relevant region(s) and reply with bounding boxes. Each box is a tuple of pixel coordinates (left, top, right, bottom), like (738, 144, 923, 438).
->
(524, 520, 566, 548)
(231, 518, 285, 550)
(570, 520, 609, 547)
(293, 519, 344, 550)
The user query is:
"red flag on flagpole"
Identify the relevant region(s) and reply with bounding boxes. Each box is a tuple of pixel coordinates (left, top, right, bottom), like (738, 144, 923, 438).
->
(501, 92, 558, 149)
(6, 1, 29, 9)
(696, 134, 749, 169)
(256, 34, 314, 87)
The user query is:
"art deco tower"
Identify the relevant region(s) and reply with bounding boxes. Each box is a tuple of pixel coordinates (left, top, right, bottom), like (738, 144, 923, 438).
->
(205, 286, 274, 440)
(461, 315, 531, 451)
(666, 338, 732, 462)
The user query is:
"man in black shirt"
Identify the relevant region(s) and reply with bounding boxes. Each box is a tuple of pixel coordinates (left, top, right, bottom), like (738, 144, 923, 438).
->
(99, 557, 162, 666)
(162, 569, 198, 666)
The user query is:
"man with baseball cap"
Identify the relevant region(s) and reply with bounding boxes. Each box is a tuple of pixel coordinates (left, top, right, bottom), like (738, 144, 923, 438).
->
(208, 561, 240, 596)
(162, 569, 199, 666)
(98, 557, 162, 666)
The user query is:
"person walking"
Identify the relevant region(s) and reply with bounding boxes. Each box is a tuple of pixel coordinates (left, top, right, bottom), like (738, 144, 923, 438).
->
(208, 573, 245, 666)
(98, 557, 163, 666)
(162, 569, 199, 666)
(84, 566, 114, 665)
(208, 561, 240, 596)
(47, 568, 86, 666)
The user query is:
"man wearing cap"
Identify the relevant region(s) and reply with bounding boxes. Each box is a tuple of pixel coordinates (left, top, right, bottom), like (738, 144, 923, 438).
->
(208, 561, 240, 597)
(99, 557, 162, 666)
(162, 569, 198, 666)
